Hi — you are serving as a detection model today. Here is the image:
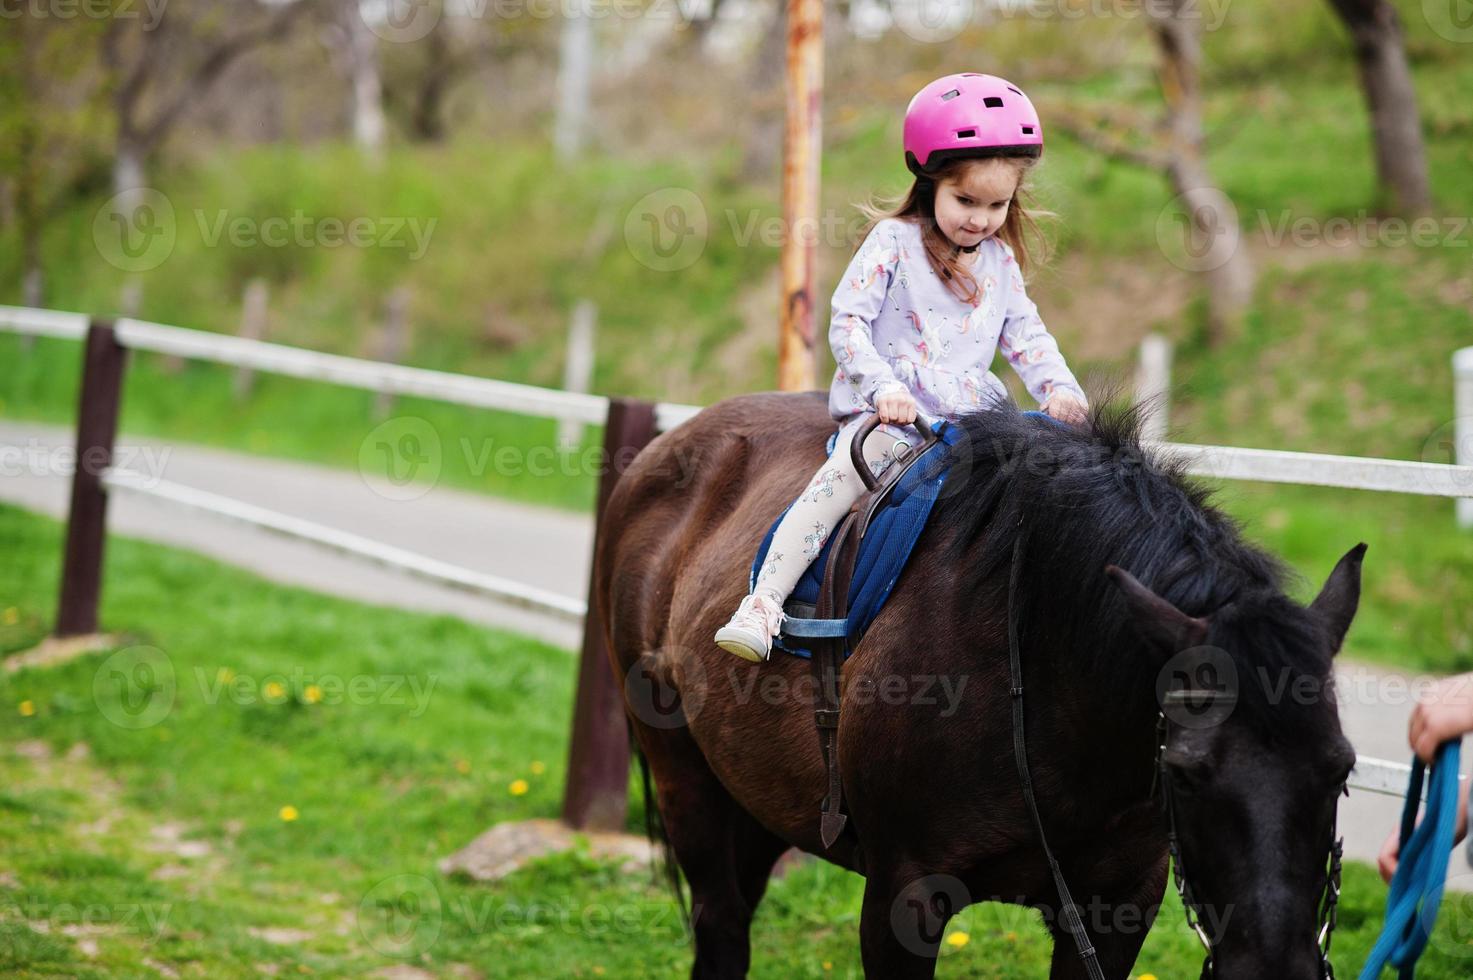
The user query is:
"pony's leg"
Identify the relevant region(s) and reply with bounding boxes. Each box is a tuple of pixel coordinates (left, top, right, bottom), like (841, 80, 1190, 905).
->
(1043, 858, 1169, 980)
(857, 867, 954, 980)
(642, 728, 790, 979)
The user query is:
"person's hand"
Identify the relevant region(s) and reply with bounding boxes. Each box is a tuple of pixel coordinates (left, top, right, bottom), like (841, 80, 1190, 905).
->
(1042, 391, 1087, 425)
(1377, 781, 1471, 883)
(1377, 824, 1399, 883)
(1410, 674, 1473, 763)
(875, 390, 918, 425)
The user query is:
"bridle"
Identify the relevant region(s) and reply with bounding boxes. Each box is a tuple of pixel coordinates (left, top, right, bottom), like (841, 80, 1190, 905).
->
(1153, 689, 1347, 979)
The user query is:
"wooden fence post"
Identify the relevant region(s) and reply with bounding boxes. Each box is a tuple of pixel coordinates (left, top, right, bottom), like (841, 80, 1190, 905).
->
(234, 278, 269, 400)
(562, 397, 657, 831)
(56, 318, 128, 637)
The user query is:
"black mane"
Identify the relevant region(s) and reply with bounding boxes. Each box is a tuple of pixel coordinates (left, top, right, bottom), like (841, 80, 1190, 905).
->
(928, 390, 1334, 728)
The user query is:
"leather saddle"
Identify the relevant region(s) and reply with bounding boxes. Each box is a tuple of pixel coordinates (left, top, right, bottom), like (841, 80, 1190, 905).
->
(799, 413, 943, 849)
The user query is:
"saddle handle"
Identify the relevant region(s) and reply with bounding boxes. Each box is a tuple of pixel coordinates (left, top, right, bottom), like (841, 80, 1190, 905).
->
(850, 412, 936, 492)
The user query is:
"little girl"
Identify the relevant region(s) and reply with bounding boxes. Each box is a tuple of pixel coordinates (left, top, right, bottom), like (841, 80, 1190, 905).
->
(715, 72, 1089, 663)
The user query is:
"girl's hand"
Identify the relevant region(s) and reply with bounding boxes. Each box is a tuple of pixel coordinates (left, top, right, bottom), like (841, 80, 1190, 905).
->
(876, 390, 918, 425)
(1410, 674, 1473, 763)
(1042, 391, 1087, 425)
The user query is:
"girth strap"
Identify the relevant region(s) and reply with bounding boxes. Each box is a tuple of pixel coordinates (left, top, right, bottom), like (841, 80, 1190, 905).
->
(812, 507, 862, 847)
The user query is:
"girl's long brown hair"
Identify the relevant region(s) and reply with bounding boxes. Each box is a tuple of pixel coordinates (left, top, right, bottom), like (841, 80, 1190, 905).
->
(855, 156, 1050, 306)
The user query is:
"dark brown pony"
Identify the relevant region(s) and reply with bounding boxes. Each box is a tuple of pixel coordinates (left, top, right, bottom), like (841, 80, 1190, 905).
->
(596, 391, 1364, 979)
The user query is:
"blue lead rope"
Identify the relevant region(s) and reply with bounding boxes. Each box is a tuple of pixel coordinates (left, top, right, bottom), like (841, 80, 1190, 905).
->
(1358, 739, 1463, 980)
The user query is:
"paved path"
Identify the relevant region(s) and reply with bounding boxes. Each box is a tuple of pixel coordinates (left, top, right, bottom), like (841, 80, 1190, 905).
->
(1, 420, 1468, 891)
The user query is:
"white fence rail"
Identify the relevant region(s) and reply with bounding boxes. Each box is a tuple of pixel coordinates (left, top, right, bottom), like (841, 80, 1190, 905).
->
(1349, 756, 1467, 800)
(101, 466, 586, 623)
(8, 305, 1473, 498)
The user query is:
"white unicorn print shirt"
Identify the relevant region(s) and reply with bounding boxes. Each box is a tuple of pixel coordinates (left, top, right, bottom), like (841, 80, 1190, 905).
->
(827, 217, 1086, 445)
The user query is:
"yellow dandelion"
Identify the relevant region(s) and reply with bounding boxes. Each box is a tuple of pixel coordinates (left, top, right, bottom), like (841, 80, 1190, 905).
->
(1005, 931, 1018, 943)
(217, 667, 235, 684)
(530, 760, 547, 776)
(304, 685, 322, 704)
(454, 759, 471, 774)
(1137, 975, 1159, 980)
(3, 607, 18, 625)
(822, 962, 833, 971)
(593, 969, 605, 977)
(509, 779, 529, 796)
(945, 931, 970, 949)
(279, 805, 299, 822)
(19, 700, 35, 717)
(264, 681, 286, 700)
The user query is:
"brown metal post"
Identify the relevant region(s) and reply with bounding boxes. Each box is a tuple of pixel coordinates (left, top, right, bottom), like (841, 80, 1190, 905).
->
(562, 397, 658, 831)
(777, 0, 823, 391)
(56, 318, 128, 637)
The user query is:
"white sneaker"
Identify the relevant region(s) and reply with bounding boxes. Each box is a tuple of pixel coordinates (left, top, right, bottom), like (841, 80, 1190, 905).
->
(714, 592, 786, 663)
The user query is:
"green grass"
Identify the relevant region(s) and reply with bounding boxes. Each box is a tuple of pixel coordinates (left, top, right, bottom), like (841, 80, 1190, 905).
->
(3, 502, 1473, 977)
(0, 6, 1470, 682)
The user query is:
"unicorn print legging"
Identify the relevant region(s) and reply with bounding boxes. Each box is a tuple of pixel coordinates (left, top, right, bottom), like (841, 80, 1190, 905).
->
(752, 421, 914, 607)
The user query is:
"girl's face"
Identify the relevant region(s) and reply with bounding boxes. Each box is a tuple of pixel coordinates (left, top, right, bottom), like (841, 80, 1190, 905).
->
(934, 160, 1021, 250)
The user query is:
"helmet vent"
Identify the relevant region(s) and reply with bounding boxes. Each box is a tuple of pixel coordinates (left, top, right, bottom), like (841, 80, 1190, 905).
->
(941, 89, 962, 101)
(1021, 126, 1035, 134)
(1007, 86, 1022, 95)
(983, 96, 1005, 108)
(956, 129, 977, 139)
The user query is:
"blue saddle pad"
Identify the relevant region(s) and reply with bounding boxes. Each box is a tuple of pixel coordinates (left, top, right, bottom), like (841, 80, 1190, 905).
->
(749, 419, 965, 659)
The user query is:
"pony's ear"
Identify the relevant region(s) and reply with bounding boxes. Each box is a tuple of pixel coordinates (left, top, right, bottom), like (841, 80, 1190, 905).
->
(1309, 543, 1367, 656)
(1105, 565, 1209, 656)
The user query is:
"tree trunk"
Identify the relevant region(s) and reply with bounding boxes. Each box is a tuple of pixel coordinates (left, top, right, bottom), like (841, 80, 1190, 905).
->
(740, 0, 787, 184)
(343, 0, 387, 161)
(1150, 0, 1253, 347)
(1326, 0, 1430, 213)
(411, 29, 450, 142)
(112, 134, 148, 206)
(555, 0, 593, 162)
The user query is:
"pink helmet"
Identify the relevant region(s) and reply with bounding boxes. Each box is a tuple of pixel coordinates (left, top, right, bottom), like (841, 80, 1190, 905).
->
(903, 73, 1044, 177)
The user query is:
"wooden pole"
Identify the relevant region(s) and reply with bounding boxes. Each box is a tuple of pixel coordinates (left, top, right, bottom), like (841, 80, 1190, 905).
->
(556, 300, 597, 450)
(562, 397, 657, 831)
(234, 278, 269, 401)
(56, 318, 128, 637)
(373, 285, 412, 420)
(777, 0, 823, 392)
